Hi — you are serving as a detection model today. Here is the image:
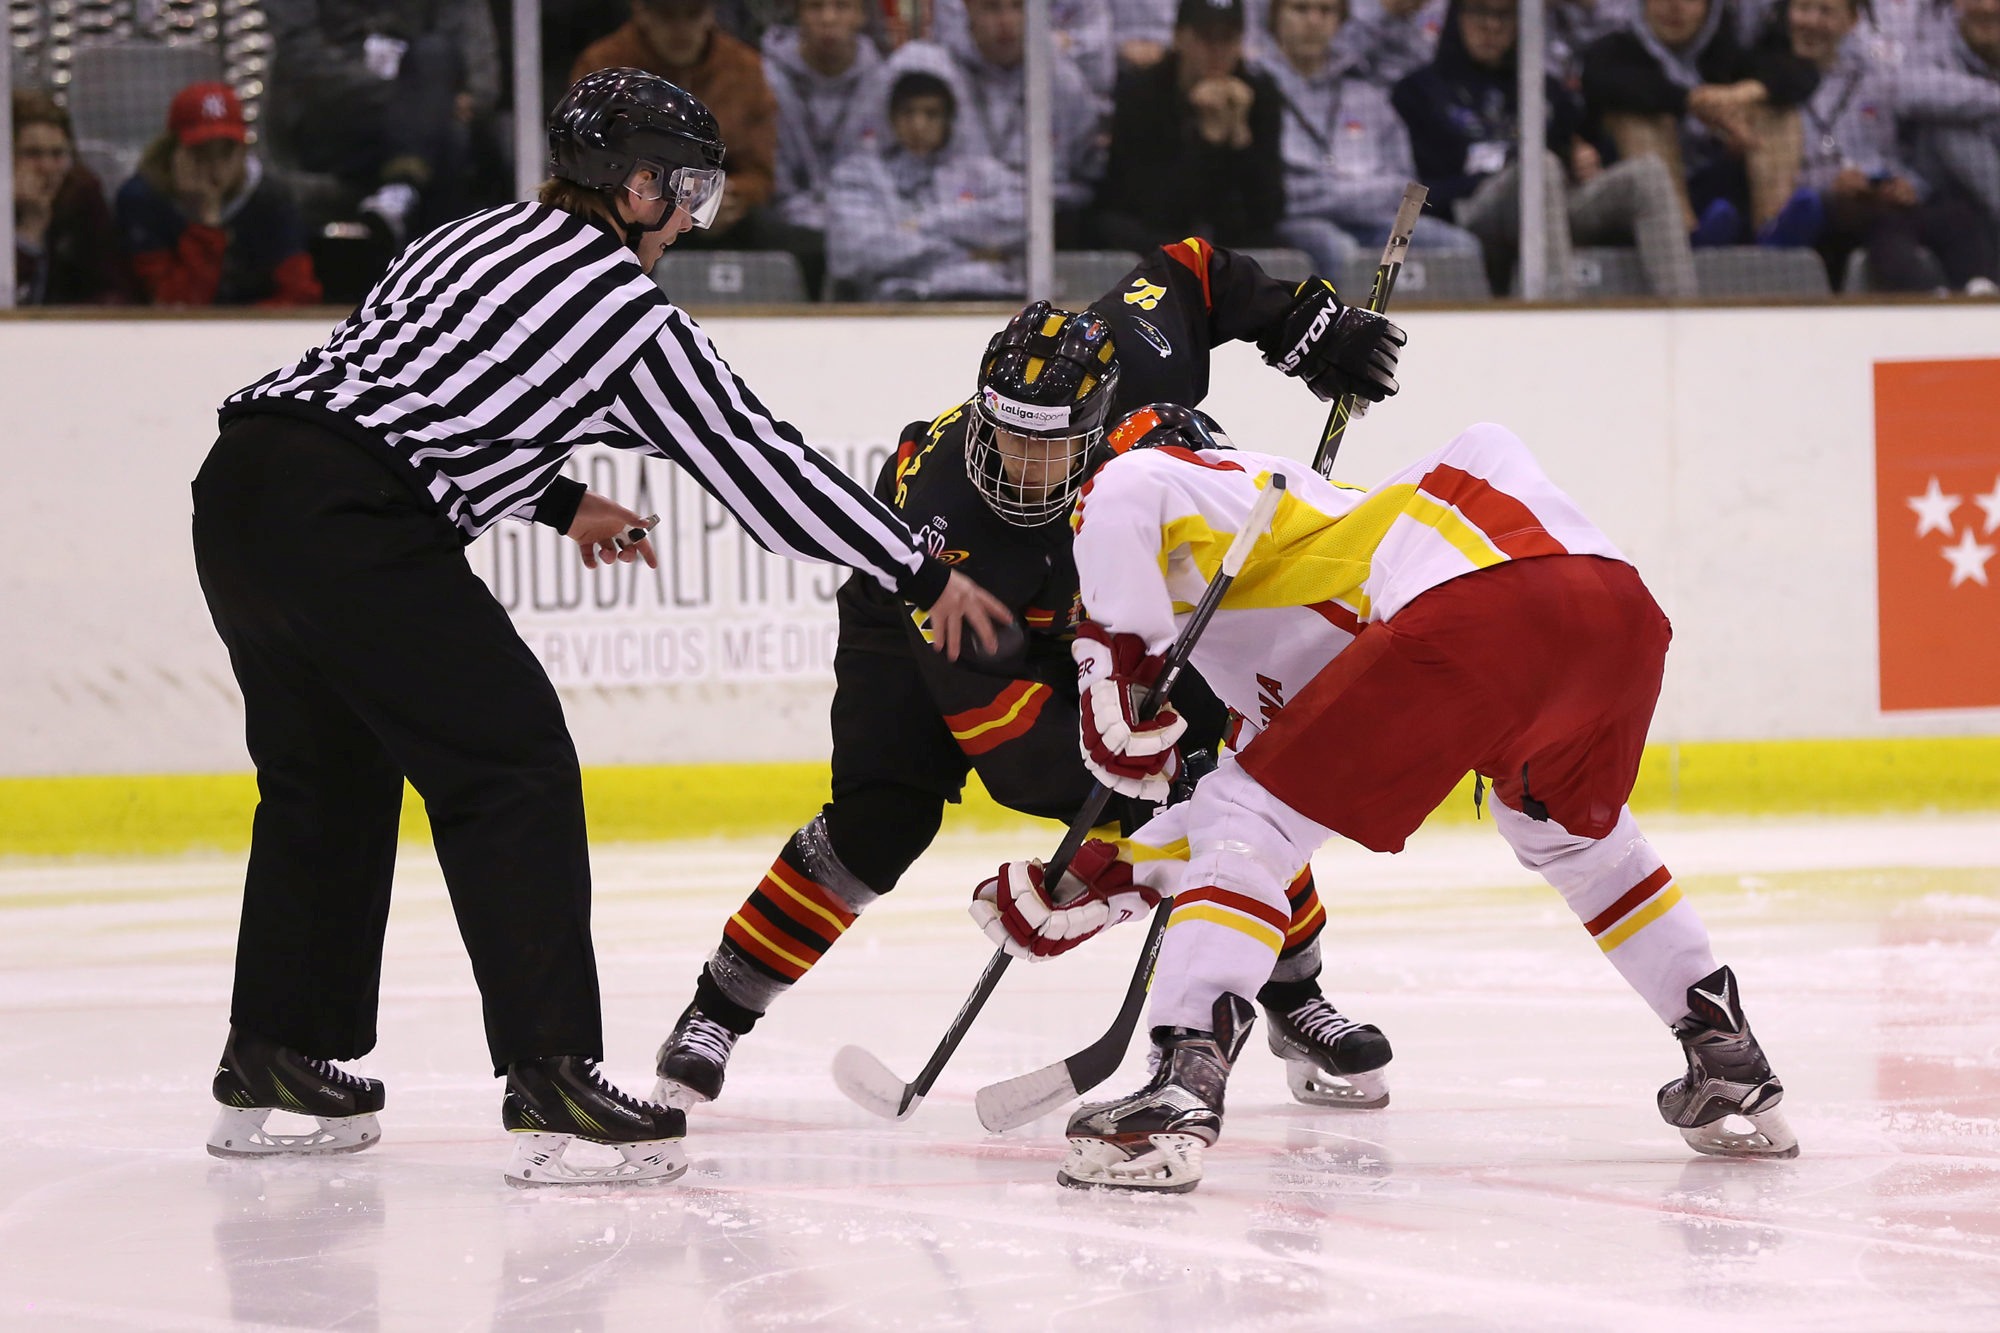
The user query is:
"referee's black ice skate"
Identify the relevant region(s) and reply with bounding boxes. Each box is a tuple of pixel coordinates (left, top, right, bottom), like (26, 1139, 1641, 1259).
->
(1057, 993, 1256, 1194)
(652, 1001, 743, 1109)
(1658, 965, 1798, 1159)
(207, 1027, 385, 1159)
(503, 1057, 688, 1187)
(1259, 986, 1392, 1109)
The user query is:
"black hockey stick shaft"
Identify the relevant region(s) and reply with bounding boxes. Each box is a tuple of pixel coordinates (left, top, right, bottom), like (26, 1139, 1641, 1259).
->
(879, 475, 1291, 1113)
(1312, 182, 1428, 478)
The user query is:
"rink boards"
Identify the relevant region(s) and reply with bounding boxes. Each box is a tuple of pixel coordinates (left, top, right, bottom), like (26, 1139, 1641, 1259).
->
(2, 304, 1998, 851)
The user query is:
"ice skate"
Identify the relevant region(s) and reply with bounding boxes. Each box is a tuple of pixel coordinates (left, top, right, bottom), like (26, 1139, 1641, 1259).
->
(206, 1028, 384, 1159)
(1658, 966, 1798, 1160)
(651, 1001, 742, 1109)
(1263, 994, 1392, 1109)
(503, 1056, 689, 1187)
(1058, 993, 1255, 1194)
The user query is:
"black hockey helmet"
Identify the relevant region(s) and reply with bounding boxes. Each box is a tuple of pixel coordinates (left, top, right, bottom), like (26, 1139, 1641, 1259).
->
(967, 302, 1121, 526)
(548, 68, 728, 228)
(1100, 402, 1234, 460)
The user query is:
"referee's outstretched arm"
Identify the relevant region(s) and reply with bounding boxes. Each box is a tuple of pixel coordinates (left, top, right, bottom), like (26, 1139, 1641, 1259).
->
(603, 307, 1006, 660)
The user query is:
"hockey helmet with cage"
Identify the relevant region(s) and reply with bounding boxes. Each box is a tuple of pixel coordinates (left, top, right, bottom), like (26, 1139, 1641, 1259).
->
(548, 68, 728, 230)
(967, 302, 1121, 526)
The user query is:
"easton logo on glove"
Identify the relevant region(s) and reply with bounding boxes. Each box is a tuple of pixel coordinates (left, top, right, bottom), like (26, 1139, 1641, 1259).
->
(968, 839, 1160, 960)
(1276, 293, 1338, 375)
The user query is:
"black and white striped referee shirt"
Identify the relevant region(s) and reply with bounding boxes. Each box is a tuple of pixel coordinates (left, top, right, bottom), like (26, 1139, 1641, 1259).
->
(221, 200, 948, 605)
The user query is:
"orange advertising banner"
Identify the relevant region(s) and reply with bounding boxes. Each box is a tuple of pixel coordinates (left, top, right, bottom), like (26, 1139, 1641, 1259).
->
(1875, 359, 2000, 712)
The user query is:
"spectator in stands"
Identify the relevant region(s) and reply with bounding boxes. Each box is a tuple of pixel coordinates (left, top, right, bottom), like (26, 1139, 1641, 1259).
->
(1265, 0, 1482, 277)
(1581, 0, 1821, 245)
(1115, 0, 1179, 66)
(1548, 0, 1638, 82)
(1396, 0, 1698, 295)
(1095, 0, 1286, 251)
(931, 0, 1118, 98)
(572, 0, 782, 249)
(1341, 0, 1450, 84)
(115, 83, 322, 307)
(825, 69, 1026, 299)
(265, 0, 501, 242)
(11, 90, 132, 306)
(1897, 0, 2000, 288)
(1865, 0, 1957, 65)
(530, 0, 634, 115)
(1789, 0, 1998, 287)
(765, 0, 890, 295)
(884, 0, 1105, 241)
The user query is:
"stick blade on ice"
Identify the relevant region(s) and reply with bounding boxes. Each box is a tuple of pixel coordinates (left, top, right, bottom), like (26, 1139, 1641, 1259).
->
(831, 1045, 921, 1121)
(974, 1061, 1079, 1133)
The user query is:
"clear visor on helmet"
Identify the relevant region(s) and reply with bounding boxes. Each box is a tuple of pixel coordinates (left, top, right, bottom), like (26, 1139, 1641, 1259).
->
(965, 402, 1101, 527)
(627, 160, 726, 229)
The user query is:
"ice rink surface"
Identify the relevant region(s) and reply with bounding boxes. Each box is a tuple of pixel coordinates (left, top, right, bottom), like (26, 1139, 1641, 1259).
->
(4, 814, 2000, 1332)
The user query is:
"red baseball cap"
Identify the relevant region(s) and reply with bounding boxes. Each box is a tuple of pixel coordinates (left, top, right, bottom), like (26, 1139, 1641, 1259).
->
(169, 82, 247, 147)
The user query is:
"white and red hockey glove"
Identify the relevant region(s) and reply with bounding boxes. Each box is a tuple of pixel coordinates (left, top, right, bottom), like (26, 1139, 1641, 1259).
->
(968, 839, 1161, 961)
(1072, 620, 1187, 803)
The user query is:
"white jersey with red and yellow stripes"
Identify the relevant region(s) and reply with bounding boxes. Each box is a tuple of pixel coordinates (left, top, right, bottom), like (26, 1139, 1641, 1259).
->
(1067, 424, 1710, 1037)
(1070, 421, 1627, 744)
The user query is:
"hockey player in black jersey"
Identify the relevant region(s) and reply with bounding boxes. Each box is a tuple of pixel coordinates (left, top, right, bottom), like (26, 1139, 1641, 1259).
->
(653, 239, 1408, 1112)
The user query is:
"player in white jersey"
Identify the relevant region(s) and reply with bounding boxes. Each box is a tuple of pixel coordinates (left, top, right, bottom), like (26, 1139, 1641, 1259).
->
(971, 406, 1797, 1192)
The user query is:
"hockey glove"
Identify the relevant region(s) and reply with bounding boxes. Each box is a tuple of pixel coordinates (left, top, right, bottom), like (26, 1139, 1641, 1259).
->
(969, 839, 1160, 960)
(1258, 277, 1406, 404)
(1073, 620, 1187, 803)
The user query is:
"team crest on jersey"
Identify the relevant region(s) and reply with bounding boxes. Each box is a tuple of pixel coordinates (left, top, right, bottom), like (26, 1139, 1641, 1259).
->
(913, 516, 967, 566)
(1132, 317, 1172, 359)
(1122, 279, 1166, 311)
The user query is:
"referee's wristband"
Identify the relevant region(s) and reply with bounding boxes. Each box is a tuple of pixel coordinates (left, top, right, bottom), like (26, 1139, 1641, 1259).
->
(897, 554, 952, 608)
(534, 476, 588, 533)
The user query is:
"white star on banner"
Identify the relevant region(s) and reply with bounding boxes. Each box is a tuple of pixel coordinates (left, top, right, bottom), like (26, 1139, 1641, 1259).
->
(1942, 527, 1996, 588)
(1908, 476, 1960, 538)
(1976, 475, 2000, 536)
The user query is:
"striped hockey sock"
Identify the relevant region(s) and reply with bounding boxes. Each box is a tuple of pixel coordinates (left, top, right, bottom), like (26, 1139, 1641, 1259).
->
(703, 820, 883, 1026)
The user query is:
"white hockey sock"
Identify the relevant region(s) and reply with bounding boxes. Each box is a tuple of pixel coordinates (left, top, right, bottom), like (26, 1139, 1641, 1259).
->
(1145, 762, 1326, 1030)
(1493, 802, 1718, 1024)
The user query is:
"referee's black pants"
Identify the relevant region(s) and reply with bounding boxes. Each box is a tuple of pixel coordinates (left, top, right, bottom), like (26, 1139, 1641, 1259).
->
(192, 414, 602, 1073)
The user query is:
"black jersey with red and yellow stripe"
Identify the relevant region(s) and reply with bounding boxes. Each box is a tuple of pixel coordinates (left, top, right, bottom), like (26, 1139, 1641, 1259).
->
(836, 240, 1302, 663)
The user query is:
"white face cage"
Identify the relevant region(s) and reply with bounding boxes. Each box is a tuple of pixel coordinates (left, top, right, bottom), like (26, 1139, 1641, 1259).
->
(965, 400, 1103, 527)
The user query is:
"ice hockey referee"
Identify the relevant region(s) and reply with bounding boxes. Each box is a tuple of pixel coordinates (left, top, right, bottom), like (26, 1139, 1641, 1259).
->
(190, 67, 1007, 1187)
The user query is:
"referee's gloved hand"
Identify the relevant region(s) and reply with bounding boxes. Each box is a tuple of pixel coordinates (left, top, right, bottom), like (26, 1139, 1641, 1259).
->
(568, 491, 659, 570)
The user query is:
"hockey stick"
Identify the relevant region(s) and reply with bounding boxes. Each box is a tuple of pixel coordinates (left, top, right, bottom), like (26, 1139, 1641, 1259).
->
(1310, 181, 1428, 479)
(832, 473, 1290, 1122)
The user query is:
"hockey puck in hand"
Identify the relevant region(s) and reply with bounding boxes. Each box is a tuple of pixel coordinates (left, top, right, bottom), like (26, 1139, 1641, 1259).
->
(959, 613, 1028, 672)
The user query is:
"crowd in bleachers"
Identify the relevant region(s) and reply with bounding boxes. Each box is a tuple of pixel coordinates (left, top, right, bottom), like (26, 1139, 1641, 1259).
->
(11, 0, 2000, 306)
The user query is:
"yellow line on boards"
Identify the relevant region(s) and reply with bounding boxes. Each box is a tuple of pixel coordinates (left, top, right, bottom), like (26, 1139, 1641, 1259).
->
(2, 738, 1999, 858)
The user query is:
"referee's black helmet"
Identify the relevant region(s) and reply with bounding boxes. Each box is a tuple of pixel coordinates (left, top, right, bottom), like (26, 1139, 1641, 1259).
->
(548, 67, 725, 194)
